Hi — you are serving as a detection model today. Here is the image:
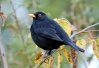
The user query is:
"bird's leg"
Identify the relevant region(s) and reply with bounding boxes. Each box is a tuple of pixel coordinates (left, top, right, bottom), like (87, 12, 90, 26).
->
(43, 49, 57, 63)
(44, 49, 57, 58)
(44, 50, 50, 57)
(43, 50, 50, 63)
(47, 49, 57, 55)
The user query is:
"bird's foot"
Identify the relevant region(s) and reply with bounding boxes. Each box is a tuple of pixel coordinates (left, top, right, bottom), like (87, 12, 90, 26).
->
(43, 53, 49, 58)
(49, 49, 57, 55)
(45, 49, 57, 56)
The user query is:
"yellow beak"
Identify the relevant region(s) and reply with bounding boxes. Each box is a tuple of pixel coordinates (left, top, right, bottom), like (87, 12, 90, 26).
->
(29, 14, 36, 18)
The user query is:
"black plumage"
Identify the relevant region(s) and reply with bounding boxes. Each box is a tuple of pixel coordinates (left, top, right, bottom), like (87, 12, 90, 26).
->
(29, 12, 85, 55)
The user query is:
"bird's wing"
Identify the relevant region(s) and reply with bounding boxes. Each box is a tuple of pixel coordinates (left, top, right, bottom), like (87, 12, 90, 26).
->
(34, 28, 63, 42)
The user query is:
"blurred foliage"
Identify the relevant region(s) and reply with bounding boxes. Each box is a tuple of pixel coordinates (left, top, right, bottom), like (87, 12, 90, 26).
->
(76, 39, 87, 49)
(54, 18, 71, 36)
(90, 38, 99, 60)
(0, 0, 99, 68)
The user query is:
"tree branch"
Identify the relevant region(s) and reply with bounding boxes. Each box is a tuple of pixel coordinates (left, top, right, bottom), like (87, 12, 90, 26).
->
(70, 23, 99, 39)
(34, 55, 51, 68)
(81, 30, 99, 33)
(32, 0, 37, 12)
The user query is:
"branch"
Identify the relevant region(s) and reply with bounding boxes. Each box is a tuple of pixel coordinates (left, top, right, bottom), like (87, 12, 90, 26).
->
(81, 30, 99, 33)
(32, 0, 37, 12)
(70, 23, 99, 39)
(34, 55, 51, 68)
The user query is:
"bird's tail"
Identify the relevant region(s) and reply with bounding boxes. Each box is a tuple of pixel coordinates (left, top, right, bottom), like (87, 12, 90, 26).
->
(66, 41, 85, 52)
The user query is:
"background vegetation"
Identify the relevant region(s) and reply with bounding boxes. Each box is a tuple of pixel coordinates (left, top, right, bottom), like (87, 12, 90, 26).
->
(0, 0, 99, 68)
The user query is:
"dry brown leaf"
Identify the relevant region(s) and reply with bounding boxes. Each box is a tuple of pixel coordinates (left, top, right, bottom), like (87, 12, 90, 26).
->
(71, 25, 77, 31)
(34, 52, 43, 64)
(62, 48, 73, 65)
(50, 56, 54, 68)
(45, 56, 54, 68)
(90, 38, 99, 60)
(96, 38, 99, 47)
(0, 12, 5, 26)
(71, 48, 78, 68)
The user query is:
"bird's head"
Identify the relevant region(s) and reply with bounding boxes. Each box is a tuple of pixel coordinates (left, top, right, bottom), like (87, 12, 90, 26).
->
(29, 12, 47, 21)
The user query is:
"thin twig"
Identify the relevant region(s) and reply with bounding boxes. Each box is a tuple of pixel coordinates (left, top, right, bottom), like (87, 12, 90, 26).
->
(70, 23, 99, 39)
(72, 37, 99, 42)
(70, 3, 76, 23)
(81, 30, 99, 33)
(79, 2, 87, 25)
(34, 54, 51, 68)
(32, 0, 37, 12)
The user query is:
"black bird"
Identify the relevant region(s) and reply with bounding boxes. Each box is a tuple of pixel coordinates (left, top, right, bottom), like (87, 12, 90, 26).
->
(29, 12, 85, 55)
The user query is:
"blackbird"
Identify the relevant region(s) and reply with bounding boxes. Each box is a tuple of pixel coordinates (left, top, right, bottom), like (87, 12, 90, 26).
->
(29, 12, 85, 55)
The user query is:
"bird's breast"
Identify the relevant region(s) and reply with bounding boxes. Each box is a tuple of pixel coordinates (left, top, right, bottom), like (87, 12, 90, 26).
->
(30, 25, 50, 49)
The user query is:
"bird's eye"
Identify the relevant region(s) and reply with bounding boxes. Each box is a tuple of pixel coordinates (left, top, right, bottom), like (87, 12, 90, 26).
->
(38, 14, 41, 17)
